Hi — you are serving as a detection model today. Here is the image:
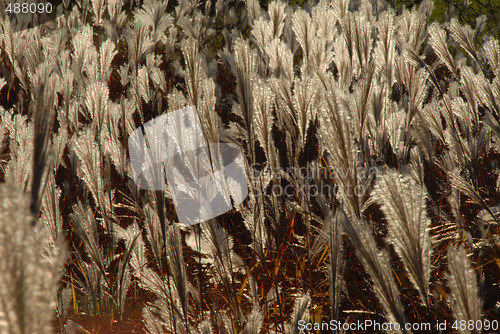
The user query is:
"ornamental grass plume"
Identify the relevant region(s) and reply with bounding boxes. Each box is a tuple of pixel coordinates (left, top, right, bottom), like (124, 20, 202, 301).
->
(0, 181, 66, 334)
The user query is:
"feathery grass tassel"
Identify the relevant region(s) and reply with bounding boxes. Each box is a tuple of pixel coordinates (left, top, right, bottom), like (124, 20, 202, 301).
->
(447, 245, 483, 334)
(31, 74, 57, 226)
(370, 171, 432, 306)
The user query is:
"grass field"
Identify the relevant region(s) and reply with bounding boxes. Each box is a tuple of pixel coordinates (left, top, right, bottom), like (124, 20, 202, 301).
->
(1, 0, 500, 333)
